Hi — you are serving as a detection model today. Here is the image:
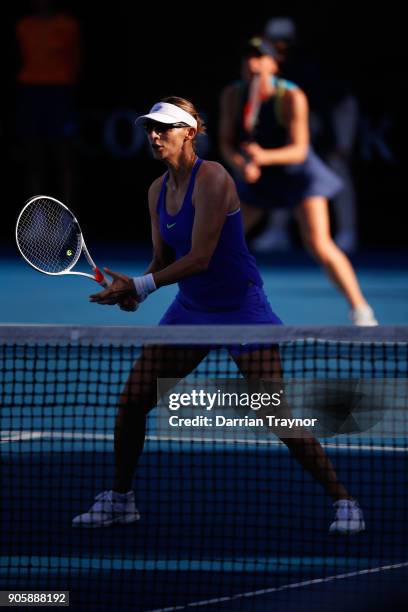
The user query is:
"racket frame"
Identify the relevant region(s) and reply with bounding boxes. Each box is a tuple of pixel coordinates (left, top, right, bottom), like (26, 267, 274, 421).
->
(16, 195, 108, 287)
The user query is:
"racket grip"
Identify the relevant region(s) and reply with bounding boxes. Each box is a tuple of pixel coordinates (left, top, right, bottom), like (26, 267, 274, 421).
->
(94, 267, 110, 287)
(94, 266, 138, 311)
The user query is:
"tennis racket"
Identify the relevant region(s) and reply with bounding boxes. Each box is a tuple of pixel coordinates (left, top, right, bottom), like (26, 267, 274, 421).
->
(242, 73, 261, 136)
(16, 195, 109, 287)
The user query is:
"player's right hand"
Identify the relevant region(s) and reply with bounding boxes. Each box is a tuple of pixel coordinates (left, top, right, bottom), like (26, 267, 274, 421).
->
(90, 268, 136, 306)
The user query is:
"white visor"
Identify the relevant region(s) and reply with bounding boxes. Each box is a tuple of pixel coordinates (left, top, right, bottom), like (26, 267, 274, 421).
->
(135, 102, 197, 128)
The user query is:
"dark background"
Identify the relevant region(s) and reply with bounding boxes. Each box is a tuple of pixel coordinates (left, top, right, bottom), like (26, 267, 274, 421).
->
(2, 0, 406, 249)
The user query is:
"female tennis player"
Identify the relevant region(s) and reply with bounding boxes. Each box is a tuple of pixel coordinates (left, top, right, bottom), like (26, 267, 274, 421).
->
(219, 38, 377, 326)
(73, 96, 365, 534)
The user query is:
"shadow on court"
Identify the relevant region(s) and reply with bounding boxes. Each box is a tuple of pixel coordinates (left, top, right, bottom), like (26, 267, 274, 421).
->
(2, 442, 407, 611)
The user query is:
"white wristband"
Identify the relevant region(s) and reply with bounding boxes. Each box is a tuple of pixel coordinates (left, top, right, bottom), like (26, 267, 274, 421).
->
(132, 273, 157, 302)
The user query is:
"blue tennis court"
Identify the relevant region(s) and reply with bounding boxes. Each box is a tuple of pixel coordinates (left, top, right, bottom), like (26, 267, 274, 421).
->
(1, 296, 407, 611)
(1, 247, 408, 326)
(2, 434, 407, 611)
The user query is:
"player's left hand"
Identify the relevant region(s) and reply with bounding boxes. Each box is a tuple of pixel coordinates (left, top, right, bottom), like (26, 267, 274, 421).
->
(243, 142, 269, 166)
(242, 161, 261, 183)
(118, 296, 139, 312)
(90, 268, 137, 306)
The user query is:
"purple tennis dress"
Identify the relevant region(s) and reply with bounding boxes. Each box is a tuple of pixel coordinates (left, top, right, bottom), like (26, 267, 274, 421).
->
(157, 158, 282, 332)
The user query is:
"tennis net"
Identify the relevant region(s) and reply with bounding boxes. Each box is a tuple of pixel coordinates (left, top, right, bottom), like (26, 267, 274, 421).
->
(1, 325, 408, 612)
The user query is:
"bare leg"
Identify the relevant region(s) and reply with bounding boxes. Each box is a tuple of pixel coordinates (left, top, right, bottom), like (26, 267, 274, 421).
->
(114, 345, 209, 492)
(251, 208, 292, 252)
(327, 154, 358, 251)
(295, 196, 368, 309)
(232, 346, 350, 501)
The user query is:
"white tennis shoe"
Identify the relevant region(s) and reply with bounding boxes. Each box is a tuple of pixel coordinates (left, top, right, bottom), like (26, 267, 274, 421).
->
(329, 499, 366, 534)
(72, 490, 140, 528)
(350, 305, 378, 326)
(73, 493, 364, 534)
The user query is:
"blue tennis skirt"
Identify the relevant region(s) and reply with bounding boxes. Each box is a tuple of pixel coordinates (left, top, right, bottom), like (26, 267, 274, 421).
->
(159, 284, 282, 356)
(236, 149, 343, 210)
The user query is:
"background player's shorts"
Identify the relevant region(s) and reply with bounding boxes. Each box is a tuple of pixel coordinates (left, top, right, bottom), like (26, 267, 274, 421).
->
(235, 149, 343, 210)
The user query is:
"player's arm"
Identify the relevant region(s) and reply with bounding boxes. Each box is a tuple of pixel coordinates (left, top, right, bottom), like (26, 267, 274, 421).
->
(219, 85, 247, 173)
(243, 88, 309, 165)
(144, 177, 175, 274)
(89, 177, 173, 307)
(219, 85, 261, 183)
(114, 178, 175, 311)
(152, 163, 230, 288)
(90, 164, 232, 305)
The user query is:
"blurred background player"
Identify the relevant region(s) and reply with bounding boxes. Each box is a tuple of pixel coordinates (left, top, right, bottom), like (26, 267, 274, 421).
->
(219, 37, 377, 325)
(251, 17, 359, 254)
(15, 0, 81, 204)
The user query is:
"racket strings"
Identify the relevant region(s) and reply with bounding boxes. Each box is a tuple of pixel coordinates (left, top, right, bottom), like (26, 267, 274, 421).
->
(17, 198, 82, 273)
